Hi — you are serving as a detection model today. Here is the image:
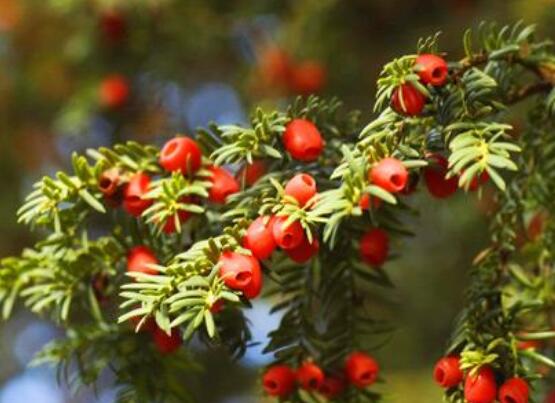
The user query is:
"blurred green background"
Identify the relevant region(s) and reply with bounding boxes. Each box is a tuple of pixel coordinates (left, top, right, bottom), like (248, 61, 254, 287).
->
(0, 0, 552, 402)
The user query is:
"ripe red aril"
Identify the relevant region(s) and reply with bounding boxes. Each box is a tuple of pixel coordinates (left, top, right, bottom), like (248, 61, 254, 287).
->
(359, 229, 389, 267)
(424, 154, 458, 198)
(208, 166, 240, 204)
(284, 173, 317, 206)
(152, 326, 182, 354)
(218, 251, 260, 293)
(289, 60, 327, 95)
(433, 356, 463, 388)
(370, 157, 409, 193)
(283, 119, 324, 162)
(498, 378, 529, 403)
(345, 352, 379, 388)
(464, 366, 497, 403)
(285, 236, 319, 264)
(272, 216, 305, 250)
(127, 245, 159, 276)
(297, 362, 325, 391)
(415, 54, 449, 86)
(244, 216, 277, 260)
(319, 376, 345, 399)
(159, 137, 202, 175)
(262, 365, 296, 397)
(123, 173, 153, 217)
(99, 74, 129, 108)
(391, 83, 426, 116)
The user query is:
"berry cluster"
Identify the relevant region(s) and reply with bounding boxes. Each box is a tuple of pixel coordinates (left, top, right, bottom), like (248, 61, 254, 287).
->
(262, 352, 379, 400)
(433, 356, 530, 403)
(391, 54, 448, 116)
(259, 47, 327, 95)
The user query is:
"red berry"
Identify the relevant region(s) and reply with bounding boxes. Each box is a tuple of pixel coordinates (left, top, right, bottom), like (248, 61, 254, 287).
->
(284, 173, 317, 206)
(370, 157, 409, 193)
(161, 197, 194, 234)
(209, 299, 224, 314)
(359, 193, 382, 210)
(546, 389, 555, 403)
(159, 137, 202, 175)
(129, 314, 156, 332)
(469, 171, 489, 191)
(391, 83, 426, 116)
(424, 154, 458, 199)
(516, 339, 541, 350)
(499, 378, 529, 403)
(123, 173, 153, 216)
(359, 229, 389, 267)
(285, 237, 319, 263)
(283, 119, 324, 162)
(127, 245, 159, 276)
(238, 160, 266, 186)
(260, 47, 293, 88)
(464, 366, 498, 403)
(152, 326, 182, 354)
(99, 74, 129, 108)
(244, 216, 277, 260)
(415, 54, 449, 86)
(218, 251, 260, 292)
(99, 10, 126, 44)
(289, 61, 327, 95)
(98, 168, 123, 207)
(345, 352, 379, 388)
(208, 166, 240, 204)
(319, 376, 346, 399)
(242, 257, 263, 299)
(433, 356, 463, 388)
(297, 362, 325, 391)
(272, 216, 305, 250)
(262, 365, 296, 397)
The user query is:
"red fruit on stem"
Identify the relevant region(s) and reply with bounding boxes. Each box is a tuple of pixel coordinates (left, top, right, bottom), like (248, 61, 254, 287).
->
(283, 119, 324, 162)
(260, 47, 293, 88)
(209, 299, 224, 314)
(161, 197, 194, 234)
(123, 173, 152, 216)
(99, 10, 126, 43)
(424, 154, 458, 199)
(159, 137, 202, 175)
(290, 60, 327, 95)
(242, 257, 263, 299)
(546, 389, 555, 403)
(370, 157, 409, 193)
(319, 376, 346, 399)
(127, 245, 159, 276)
(152, 326, 182, 354)
(99, 74, 129, 108)
(359, 193, 382, 210)
(238, 160, 266, 186)
(129, 314, 156, 332)
(391, 83, 426, 116)
(516, 339, 541, 350)
(208, 166, 240, 204)
(218, 251, 260, 292)
(272, 216, 305, 250)
(433, 356, 463, 388)
(415, 54, 449, 86)
(345, 352, 380, 388)
(262, 365, 296, 397)
(469, 171, 489, 191)
(297, 362, 325, 391)
(499, 378, 530, 403)
(244, 216, 277, 260)
(359, 229, 389, 267)
(464, 366, 498, 403)
(284, 173, 317, 206)
(285, 237, 319, 264)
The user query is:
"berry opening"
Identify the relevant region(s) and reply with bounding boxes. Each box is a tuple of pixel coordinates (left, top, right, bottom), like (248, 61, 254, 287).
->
(235, 271, 252, 284)
(389, 174, 404, 188)
(502, 396, 517, 403)
(434, 367, 445, 384)
(126, 196, 141, 205)
(360, 371, 372, 381)
(99, 178, 114, 191)
(432, 67, 445, 79)
(162, 140, 180, 158)
(300, 174, 315, 186)
(264, 380, 278, 391)
(308, 378, 319, 389)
